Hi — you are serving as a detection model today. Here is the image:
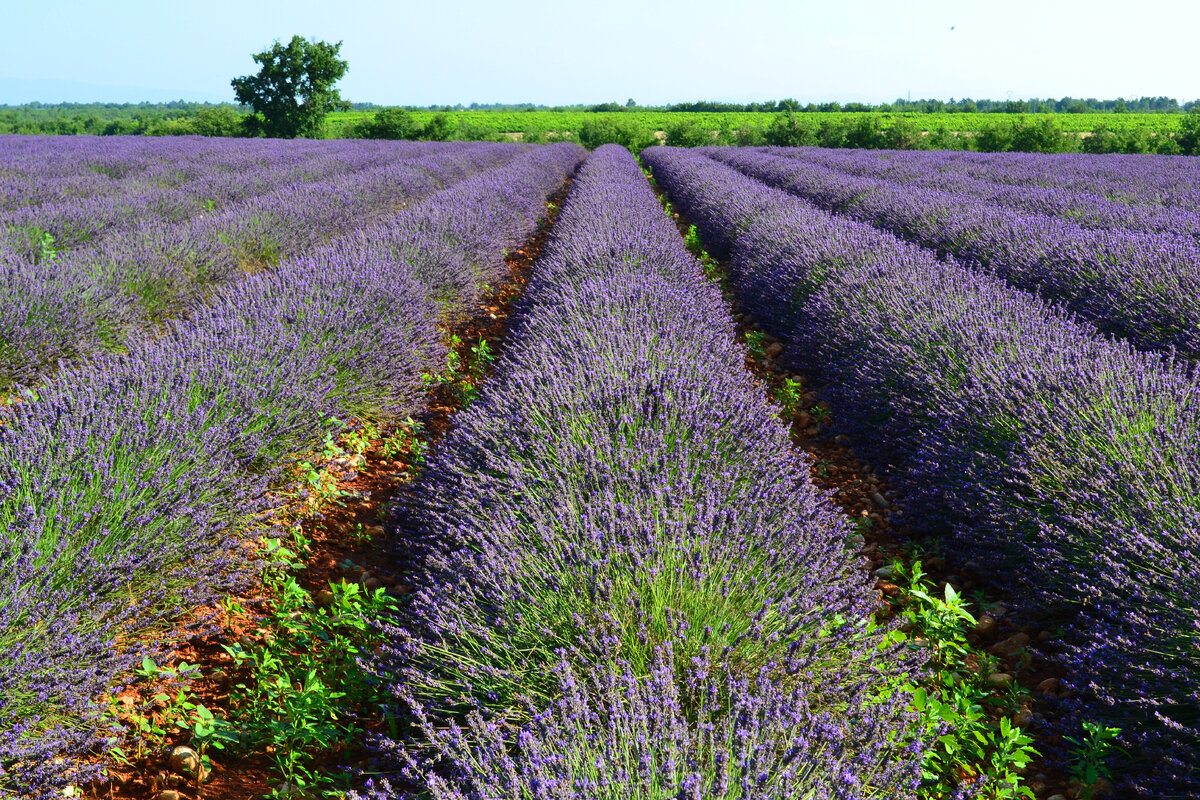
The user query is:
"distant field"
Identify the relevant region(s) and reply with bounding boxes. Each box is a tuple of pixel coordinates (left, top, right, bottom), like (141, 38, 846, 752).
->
(323, 109, 1186, 138)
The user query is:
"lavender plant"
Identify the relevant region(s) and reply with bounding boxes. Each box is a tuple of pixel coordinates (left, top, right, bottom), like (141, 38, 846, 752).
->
(367, 647, 919, 799)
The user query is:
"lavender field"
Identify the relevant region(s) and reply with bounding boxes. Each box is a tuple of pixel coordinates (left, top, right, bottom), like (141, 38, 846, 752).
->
(1, 137, 1197, 800)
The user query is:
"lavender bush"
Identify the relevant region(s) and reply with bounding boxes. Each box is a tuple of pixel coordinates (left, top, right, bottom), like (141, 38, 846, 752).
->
(0, 142, 582, 798)
(643, 145, 1200, 797)
(364, 146, 924, 798)
(366, 648, 918, 800)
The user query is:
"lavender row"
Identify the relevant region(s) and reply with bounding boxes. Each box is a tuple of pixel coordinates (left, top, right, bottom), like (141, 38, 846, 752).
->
(786, 147, 1200, 214)
(768, 146, 1200, 238)
(0, 135, 420, 211)
(0, 142, 583, 799)
(0, 142, 413, 257)
(360, 145, 924, 799)
(642, 145, 1200, 796)
(703, 147, 1200, 359)
(0, 143, 524, 389)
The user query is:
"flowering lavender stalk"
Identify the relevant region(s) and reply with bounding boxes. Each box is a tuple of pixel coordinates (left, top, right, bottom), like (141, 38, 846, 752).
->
(643, 145, 1200, 797)
(0, 143, 583, 799)
(364, 145, 924, 798)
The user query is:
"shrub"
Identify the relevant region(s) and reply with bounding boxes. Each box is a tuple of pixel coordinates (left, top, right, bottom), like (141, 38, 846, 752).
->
(419, 112, 456, 142)
(577, 116, 658, 151)
(764, 111, 816, 146)
(352, 107, 419, 140)
(664, 118, 712, 147)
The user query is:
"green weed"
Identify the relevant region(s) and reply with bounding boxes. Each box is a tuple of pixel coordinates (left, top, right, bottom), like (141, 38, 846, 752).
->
(889, 559, 1039, 799)
(219, 532, 402, 793)
(1064, 721, 1121, 798)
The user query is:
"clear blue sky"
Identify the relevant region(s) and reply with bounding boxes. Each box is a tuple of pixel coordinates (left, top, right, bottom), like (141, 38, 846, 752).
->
(2, 0, 1197, 105)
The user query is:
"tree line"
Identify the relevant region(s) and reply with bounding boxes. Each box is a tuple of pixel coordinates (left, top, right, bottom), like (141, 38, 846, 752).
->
(3, 35, 1197, 156)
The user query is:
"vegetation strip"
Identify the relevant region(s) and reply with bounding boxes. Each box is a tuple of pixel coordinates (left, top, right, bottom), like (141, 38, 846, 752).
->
(0, 142, 584, 799)
(642, 145, 1199, 797)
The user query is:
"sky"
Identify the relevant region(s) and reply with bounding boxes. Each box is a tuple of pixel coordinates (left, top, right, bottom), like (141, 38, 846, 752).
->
(1, 0, 1198, 106)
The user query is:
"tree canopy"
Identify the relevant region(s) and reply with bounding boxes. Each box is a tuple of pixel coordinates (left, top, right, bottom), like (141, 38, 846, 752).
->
(231, 36, 348, 138)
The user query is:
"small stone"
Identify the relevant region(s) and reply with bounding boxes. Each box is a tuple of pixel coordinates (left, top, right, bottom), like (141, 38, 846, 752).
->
(363, 577, 383, 591)
(974, 614, 998, 637)
(875, 579, 902, 598)
(871, 564, 896, 580)
(765, 342, 783, 358)
(989, 632, 1031, 657)
(314, 589, 335, 606)
(366, 524, 385, 537)
(1092, 777, 1115, 797)
(869, 491, 891, 509)
(1013, 708, 1034, 727)
(238, 634, 257, 649)
(987, 672, 1014, 687)
(209, 668, 229, 687)
(159, 791, 182, 800)
(833, 433, 850, 445)
(1047, 795, 1068, 800)
(1038, 629, 1053, 643)
(394, 583, 414, 596)
(1037, 677, 1061, 695)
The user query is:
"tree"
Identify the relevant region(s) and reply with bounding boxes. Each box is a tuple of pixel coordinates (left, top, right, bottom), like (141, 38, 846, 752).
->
(231, 36, 349, 138)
